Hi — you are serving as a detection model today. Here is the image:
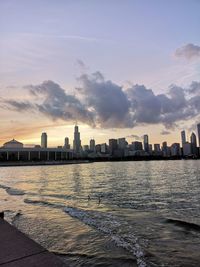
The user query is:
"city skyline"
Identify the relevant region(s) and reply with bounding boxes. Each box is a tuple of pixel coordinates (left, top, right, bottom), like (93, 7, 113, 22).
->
(1, 1, 200, 146)
(1, 123, 200, 162)
(1, 123, 200, 150)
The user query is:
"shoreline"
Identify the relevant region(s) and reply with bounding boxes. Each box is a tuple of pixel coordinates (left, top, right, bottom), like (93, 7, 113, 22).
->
(0, 160, 91, 167)
(0, 156, 199, 167)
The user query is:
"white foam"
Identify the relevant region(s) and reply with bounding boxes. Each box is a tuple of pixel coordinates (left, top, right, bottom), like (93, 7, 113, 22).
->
(64, 206, 147, 267)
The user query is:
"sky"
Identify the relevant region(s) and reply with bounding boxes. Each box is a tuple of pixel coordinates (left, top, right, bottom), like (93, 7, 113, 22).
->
(0, 0, 200, 147)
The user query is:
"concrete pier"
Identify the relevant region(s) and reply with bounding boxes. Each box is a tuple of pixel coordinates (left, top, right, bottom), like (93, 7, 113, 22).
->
(0, 219, 66, 266)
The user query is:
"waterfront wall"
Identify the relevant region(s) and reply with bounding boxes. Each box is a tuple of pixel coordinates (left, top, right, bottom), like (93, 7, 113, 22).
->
(0, 148, 73, 162)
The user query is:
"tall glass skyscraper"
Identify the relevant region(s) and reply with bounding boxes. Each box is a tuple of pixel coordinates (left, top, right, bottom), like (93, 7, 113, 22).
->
(73, 125, 81, 153)
(41, 132, 47, 148)
(190, 132, 197, 155)
(181, 130, 187, 147)
(143, 134, 149, 152)
(197, 123, 200, 147)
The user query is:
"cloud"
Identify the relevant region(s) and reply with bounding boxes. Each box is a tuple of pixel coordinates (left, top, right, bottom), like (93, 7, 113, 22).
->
(160, 130, 171, 135)
(126, 83, 193, 127)
(4, 80, 95, 126)
(2, 72, 200, 130)
(76, 59, 86, 69)
(76, 72, 132, 128)
(187, 81, 200, 94)
(175, 43, 200, 60)
(126, 134, 142, 140)
(4, 100, 33, 111)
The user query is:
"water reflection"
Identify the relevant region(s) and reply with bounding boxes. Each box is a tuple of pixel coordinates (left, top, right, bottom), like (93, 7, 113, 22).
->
(0, 160, 200, 266)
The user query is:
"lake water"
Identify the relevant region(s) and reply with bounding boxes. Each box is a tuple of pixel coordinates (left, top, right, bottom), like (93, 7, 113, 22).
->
(0, 160, 200, 267)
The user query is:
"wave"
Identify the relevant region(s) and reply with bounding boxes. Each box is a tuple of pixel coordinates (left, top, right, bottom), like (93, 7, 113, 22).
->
(64, 206, 147, 267)
(165, 218, 200, 231)
(0, 184, 26, 196)
(43, 193, 73, 200)
(24, 198, 64, 209)
(0, 184, 10, 190)
(6, 188, 25, 196)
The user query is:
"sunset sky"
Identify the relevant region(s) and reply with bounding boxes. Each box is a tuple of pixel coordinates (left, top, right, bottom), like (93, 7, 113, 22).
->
(0, 0, 200, 147)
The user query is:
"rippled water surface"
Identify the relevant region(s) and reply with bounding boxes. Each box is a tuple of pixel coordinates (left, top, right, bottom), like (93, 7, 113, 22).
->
(0, 160, 200, 267)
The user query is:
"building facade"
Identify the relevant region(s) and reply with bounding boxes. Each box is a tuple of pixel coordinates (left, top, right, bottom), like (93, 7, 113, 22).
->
(41, 133, 47, 148)
(181, 130, 186, 147)
(143, 135, 149, 153)
(73, 125, 81, 154)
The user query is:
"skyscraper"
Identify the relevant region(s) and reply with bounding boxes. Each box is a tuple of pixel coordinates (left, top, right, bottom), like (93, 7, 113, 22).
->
(143, 134, 149, 152)
(162, 141, 170, 157)
(132, 141, 143, 151)
(73, 125, 81, 153)
(109, 139, 118, 156)
(190, 132, 197, 155)
(89, 139, 95, 152)
(154, 144, 161, 152)
(197, 123, 200, 147)
(181, 130, 186, 147)
(170, 143, 181, 156)
(41, 132, 47, 148)
(117, 138, 127, 149)
(64, 137, 70, 149)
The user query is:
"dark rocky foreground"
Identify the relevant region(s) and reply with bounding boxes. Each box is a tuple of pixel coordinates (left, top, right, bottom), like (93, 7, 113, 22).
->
(0, 218, 67, 266)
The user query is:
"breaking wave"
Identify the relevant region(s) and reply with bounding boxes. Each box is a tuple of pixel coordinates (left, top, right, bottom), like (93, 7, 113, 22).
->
(0, 184, 25, 196)
(0, 184, 10, 190)
(6, 188, 25, 196)
(24, 198, 65, 209)
(64, 206, 147, 267)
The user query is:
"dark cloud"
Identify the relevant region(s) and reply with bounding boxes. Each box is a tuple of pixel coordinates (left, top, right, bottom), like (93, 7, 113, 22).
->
(160, 130, 171, 135)
(3, 100, 33, 111)
(187, 81, 200, 94)
(5, 80, 94, 126)
(175, 43, 200, 60)
(2, 72, 200, 130)
(127, 85, 162, 124)
(76, 72, 132, 128)
(127, 84, 192, 127)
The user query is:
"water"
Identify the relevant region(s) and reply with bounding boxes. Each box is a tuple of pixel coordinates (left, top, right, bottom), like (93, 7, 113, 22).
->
(0, 160, 200, 267)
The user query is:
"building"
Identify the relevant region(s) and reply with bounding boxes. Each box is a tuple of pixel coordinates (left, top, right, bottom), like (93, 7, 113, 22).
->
(73, 125, 81, 154)
(89, 139, 95, 152)
(154, 144, 161, 152)
(0, 139, 73, 162)
(64, 137, 70, 149)
(170, 143, 181, 156)
(41, 133, 47, 148)
(183, 142, 192, 156)
(143, 135, 149, 153)
(162, 141, 170, 157)
(197, 123, 200, 147)
(3, 139, 23, 148)
(162, 141, 167, 149)
(148, 144, 153, 154)
(100, 143, 108, 154)
(190, 132, 197, 155)
(181, 130, 186, 147)
(95, 144, 101, 153)
(109, 139, 118, 156)
(132, 141, 143, 151)
(83, 145, 89, 151)
(117, 138, 127, 149)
